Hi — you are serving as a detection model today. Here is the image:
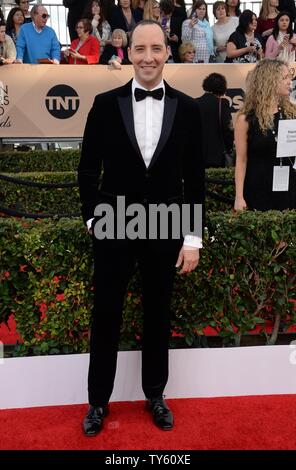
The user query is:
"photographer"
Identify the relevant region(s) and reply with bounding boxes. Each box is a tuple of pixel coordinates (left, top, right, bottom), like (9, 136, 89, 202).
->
(159, 0, 182, 62)
(0, 21, 17, 65)
(226, 10, 264, 63)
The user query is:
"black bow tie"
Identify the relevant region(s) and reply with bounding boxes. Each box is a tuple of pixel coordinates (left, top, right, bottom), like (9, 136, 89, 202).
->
(134, 87, 164, 102)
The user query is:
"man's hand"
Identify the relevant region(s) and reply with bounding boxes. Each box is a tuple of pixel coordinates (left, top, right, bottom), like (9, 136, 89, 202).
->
(175, 247, 200, 274)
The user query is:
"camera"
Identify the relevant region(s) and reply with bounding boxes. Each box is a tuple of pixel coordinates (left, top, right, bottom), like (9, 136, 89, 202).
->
(250, 42, 260, 51)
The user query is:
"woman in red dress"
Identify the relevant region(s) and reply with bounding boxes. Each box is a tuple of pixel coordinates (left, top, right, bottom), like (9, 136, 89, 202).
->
(64, 18, 100, 64)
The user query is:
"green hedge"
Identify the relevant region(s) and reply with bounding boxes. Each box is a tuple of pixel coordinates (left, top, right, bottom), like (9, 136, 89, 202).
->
(1, 211, 295, 355)
(0, 168, 234, 215)
(0, 172, 80, 215)
(205, 168, 234, 211)
(0, 150, 80, 173)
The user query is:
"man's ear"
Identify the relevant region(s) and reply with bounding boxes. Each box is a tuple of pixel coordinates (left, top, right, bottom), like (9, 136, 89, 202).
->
(166, 46, 171, 61)
(128, 47, 132, 63)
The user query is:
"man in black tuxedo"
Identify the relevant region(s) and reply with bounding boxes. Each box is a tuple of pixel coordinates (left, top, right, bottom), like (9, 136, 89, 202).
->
(78, 19, 204, 436)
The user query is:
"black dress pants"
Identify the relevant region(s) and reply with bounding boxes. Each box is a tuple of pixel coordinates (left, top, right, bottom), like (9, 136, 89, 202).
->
(88, 238, 180, 406)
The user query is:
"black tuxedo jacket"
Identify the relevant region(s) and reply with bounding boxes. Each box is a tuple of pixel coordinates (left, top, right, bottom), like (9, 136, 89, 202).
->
(168, 16, 183, 63)
(63, 0, 89, 41)
(109, 6, 143, 33)
(78, 80, 205, 237)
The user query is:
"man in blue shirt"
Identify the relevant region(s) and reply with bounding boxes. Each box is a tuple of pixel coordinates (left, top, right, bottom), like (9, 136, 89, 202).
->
(16, 4, 60, 64)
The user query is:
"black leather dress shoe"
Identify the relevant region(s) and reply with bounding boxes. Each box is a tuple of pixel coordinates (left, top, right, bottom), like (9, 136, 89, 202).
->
(146, 396, 174, 430)
(83, 405, 109, 436)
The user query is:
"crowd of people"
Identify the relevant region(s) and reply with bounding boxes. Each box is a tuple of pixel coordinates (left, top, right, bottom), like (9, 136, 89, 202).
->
(1, 0, 296, 65)
(0, 1, 295, 211)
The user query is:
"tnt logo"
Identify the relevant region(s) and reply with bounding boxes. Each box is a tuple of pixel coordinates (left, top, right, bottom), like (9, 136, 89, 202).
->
(224, 88, 245, 113)
(45, 84, 79, 119)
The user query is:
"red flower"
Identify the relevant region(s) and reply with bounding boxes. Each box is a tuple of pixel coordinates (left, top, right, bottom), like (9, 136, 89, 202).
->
(34, 332, 46, 340)
(39, 302, 47, 320)
(56, 293, 65, 302)
(4, 271, 10, 278)
(208, 267, 214, 278)
(172, 330, 184, 337)
(52, 276, 60, 284)
(19, 264, 28, 272)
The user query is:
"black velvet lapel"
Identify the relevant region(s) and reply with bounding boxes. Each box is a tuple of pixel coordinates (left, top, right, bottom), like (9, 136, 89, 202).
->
(148, 92, 177, 170)
(117, 81, 144, 166)
(117, 80, 178, 170)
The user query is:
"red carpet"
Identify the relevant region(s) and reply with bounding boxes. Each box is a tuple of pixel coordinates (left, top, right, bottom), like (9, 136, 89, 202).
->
(0, 395, 296, 450)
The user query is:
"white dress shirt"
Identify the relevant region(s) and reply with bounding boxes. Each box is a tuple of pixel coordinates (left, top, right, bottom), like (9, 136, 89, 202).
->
(132, 78, 164, 168)
(87, 77, 202, 249)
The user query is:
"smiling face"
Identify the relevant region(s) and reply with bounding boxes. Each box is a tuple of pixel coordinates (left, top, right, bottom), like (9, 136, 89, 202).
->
(128, 23, 169, 90)
(152, 2, 160, 18)
(76, 21, 87, 39)
(33, 6, 49, 29)
(112, 33, 123, 48)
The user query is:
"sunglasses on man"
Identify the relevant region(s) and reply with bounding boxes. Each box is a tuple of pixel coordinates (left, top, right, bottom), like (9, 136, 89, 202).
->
(40, 13, 50, 19)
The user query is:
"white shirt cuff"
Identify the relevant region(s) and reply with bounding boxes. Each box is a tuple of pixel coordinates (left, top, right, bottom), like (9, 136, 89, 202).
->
(183, 235, 203, 249)
(86, 223, 202, 247)
(86, 218, 94, 231)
